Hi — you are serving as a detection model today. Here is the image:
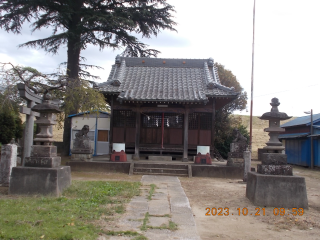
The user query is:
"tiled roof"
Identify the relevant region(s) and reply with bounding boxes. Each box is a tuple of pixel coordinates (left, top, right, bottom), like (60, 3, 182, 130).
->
(99, 56, 238, 103)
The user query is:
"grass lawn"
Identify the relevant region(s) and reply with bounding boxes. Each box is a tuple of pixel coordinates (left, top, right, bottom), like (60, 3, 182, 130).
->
(0, 181, 141, 240)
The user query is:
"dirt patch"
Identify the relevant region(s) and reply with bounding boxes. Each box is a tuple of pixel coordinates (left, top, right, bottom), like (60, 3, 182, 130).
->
(180, 163, 320, 240)
(73, 167, 320, 239)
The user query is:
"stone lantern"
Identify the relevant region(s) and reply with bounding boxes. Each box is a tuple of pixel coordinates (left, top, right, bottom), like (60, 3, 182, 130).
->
(246, 98, 308, 208)
(25, 95, 62, 167)
(257, 97, 292, 175)
(9, 95, 71, 196)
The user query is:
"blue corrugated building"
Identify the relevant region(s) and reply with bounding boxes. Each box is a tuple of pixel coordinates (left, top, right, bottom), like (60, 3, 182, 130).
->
(279, 113, 320, 167)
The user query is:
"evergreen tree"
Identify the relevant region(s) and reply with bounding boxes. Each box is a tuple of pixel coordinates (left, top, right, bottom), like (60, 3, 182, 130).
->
(0, 0, 176, 154)
(214, 63, 248, 159)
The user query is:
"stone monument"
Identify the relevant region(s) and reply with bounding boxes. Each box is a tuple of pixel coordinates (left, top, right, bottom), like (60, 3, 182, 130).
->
(246, 98, 308, 208)
(227, 128, 247, 167)
(9, 95, 71, 196)
(0, 140, 17, 187)
(71, 125, 93, 161)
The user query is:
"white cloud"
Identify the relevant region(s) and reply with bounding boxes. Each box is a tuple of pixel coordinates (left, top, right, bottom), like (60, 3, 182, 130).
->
(1, 0, 320, 117)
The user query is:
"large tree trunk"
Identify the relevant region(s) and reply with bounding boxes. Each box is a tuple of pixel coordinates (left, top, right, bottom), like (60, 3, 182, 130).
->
(62, 39, 81, 155)
(62, 1, 82, 156)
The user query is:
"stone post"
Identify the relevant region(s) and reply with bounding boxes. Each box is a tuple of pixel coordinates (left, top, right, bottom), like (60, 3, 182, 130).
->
(17, 83, 42, 165)
(22, 100, 35, 165)
(243, 150, 251, 182)
(0, 144, 17, 186)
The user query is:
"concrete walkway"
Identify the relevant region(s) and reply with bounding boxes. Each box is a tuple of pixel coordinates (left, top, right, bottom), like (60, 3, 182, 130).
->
(106, 175, 200, 240)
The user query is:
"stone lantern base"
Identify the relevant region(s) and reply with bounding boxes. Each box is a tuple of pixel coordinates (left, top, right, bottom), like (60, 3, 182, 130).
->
(246, 172, 308, 209)
(9, 166, 71, 197)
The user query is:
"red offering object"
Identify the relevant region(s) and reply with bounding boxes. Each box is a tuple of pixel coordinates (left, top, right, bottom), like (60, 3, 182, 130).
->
(110, 150, 127, 162)
(194, 152, 212, 165)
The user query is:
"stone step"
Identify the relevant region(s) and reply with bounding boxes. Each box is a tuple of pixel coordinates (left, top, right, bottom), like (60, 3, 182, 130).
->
(134, 163, 188, 169)
(148, 156, 172, 161)
(133, 171, 188, 177)
(133, 167, 188, 175)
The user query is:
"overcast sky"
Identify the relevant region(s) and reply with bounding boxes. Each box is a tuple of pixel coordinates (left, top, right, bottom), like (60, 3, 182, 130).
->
(1, 0, 319, 117)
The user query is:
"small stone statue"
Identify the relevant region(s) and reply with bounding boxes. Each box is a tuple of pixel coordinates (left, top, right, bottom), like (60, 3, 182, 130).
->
(232, 128, 247, 144)
(227, 128, 247, 167)
(71, 125, 93, 161)
(73, 125, 90, 149)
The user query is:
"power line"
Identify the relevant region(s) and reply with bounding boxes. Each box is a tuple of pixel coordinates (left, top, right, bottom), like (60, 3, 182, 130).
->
(253, 83, 319, 98)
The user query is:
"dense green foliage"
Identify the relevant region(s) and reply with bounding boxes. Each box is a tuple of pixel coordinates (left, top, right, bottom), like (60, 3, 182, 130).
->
(215, 63, 247, 113)
(0, 90, 23, 144)
(0, 180, 141, 239)
(215, 121, 250, 159)
(0, 112, 15, 144)
(214, 63, 248, 158)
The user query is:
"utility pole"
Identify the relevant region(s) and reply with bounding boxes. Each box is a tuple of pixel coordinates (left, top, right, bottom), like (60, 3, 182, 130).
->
(249, 0, 256, 152)
(311, 109, 314, 169)
(304, 109, 314, 169)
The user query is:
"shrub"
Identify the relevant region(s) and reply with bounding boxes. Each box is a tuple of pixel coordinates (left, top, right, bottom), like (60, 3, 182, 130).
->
(0, 112, 23, 144)
(214, 113, 249, 159)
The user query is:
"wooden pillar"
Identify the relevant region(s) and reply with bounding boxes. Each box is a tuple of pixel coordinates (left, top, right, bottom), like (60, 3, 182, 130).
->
(109, 95, 114, 154)
(211, 98, 216, 157)
(183, 106, 189, 162)
(133, 105, 141, 160)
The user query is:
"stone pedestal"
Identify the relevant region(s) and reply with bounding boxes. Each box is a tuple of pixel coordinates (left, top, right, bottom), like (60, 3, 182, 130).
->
(9, 166, 71, 196)
(227, 142, 246, 167)
(246, 172, 308, 208)
(71, 148, 93, 162)
(25, 145, 61, 167)
(257, 153, 293, 175)
(0, 144, 17, 186)
(71, 153, 93, 162)
(230, 142, 246, 153)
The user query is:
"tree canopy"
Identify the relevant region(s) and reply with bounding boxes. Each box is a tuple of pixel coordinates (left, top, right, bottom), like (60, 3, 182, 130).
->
(215, 62, 247, 113)
(0, 0, 176, 80)
(0, 0, 176, 154)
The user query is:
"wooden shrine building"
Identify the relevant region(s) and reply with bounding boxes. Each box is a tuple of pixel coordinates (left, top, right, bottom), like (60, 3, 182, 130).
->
(99, 56, 238, 161)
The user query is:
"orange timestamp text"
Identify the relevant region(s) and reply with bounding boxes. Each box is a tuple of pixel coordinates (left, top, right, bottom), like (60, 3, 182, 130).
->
(205, 207, 304, 216)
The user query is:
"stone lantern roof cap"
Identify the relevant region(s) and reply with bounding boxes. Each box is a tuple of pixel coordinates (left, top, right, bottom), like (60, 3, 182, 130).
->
(31, 100, 62, 113)
(259, 97, 292, 120)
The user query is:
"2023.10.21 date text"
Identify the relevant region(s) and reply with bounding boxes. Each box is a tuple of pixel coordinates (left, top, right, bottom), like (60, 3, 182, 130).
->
(205, 207, 304, 216)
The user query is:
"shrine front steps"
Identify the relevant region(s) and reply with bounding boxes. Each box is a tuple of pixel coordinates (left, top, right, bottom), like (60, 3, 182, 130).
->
(131, 163, 190, 177)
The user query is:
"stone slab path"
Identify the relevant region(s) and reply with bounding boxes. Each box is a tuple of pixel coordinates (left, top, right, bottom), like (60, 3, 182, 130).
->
(105, 175, 200, 240)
